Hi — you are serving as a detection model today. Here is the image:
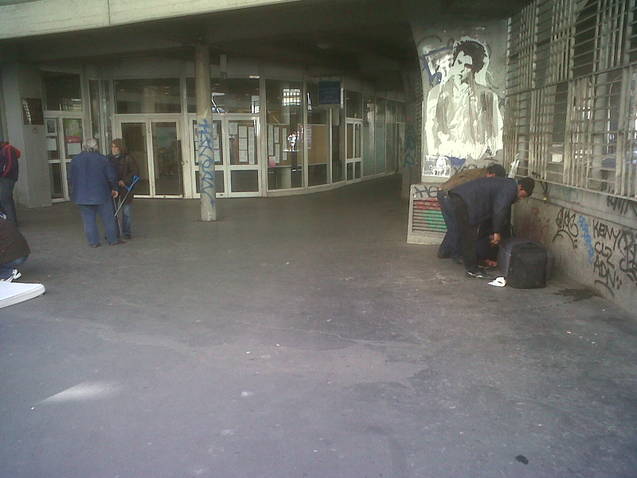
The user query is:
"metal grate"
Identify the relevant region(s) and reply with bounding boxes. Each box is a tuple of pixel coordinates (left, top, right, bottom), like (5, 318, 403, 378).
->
(412, 198, 447, 233)
(506, 0, 637, 199)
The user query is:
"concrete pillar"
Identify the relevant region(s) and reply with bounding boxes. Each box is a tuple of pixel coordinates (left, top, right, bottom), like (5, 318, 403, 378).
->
(1, 64, 51, 209)
(194, 44, 216, 221)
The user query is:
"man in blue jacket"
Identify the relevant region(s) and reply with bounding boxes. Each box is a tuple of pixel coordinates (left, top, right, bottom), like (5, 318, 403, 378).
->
(69, 138, 123, 247)
(449, 176, 535, 278)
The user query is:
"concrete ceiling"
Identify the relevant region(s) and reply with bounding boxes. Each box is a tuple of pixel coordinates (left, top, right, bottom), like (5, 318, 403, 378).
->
(0, 0, 532, 91)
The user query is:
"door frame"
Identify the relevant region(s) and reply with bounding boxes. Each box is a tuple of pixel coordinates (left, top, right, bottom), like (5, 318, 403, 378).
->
(345, 118, 363, 183)
(188, 113, 261, 198)
(44, 114, 85, 202)
(114, 115, 185, 198)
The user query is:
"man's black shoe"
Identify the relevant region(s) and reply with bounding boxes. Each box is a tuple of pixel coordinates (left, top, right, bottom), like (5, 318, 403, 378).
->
(465, 269, 493, 279)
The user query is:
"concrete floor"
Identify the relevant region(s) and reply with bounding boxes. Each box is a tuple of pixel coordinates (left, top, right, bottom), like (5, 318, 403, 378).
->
(1, 176, 636, 478)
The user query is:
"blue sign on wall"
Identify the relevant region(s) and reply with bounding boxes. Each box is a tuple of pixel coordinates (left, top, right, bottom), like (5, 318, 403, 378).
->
(318, 81, 341, 105)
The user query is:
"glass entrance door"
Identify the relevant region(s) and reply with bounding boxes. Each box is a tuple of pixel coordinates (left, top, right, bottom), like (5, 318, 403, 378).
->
(45, 116, 84, 201)
(346, 119, 363, 182)
(118, 118, 183, 197)
(190, 114, 260, 198)
(152, 122, 183, 195)
(226, 116, 259, 196)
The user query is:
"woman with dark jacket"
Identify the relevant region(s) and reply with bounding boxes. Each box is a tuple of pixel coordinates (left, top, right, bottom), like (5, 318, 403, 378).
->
(109, 139, 139, 239)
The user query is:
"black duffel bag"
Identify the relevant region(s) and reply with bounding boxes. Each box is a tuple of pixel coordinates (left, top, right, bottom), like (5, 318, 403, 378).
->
(498, 238, 551, 289)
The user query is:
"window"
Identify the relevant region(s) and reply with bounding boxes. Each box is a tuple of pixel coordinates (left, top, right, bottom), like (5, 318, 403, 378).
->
(506, 0, 637, 198)
(43, 72, 82, 112)
(282, 88, 301, 107)
(266, 80, 304, 190)
(306, 82, 330, 186)
(346, 90, 362, 119)
(186, 78, 260, 114)
(115, 79, 181, 114)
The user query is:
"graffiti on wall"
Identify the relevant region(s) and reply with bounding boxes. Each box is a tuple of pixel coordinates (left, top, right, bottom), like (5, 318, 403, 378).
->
(418, 36, 453, 87)
(421, 36, 503, 181)
(552, 207, 579, 249)
(550, 205, 637, 298)
(195, 118, 216, 207)
(606, 196, 637, 218)
(592, 221, 637, 297)
(413, 184, 440, 199)
(578, 215, 595, 265)
(403, 123, 419, 169)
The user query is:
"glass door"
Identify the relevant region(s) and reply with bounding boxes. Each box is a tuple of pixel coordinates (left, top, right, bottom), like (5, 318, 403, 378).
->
(190, 115, 260, 198)
(152, 121, 183, 196)
(45, 116, 84, 201)
(121, 122, 150, 195)
(226, 115, 260, 196)
(346, 119, 363, 182)
(118, 118, 183, 197)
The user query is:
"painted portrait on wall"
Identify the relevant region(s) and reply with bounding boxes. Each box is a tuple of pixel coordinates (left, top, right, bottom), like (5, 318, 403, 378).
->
(423, 37, 503, 177)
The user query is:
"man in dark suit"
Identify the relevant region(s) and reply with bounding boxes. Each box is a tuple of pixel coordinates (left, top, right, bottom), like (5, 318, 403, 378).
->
(449, 176, 535, 278)
(69, 138, 123, 247)
(437, 163, 506, 261)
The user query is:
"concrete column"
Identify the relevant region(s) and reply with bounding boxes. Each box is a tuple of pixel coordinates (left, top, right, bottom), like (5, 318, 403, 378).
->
(1, 64, 51, 209)
(194, 44, 216, 221)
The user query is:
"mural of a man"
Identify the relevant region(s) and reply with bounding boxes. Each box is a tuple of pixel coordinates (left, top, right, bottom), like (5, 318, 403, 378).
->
(426, 38, 503, 162)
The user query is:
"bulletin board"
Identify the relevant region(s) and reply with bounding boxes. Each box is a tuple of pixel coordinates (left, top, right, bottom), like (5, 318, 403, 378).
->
(308, 125, 328, 165)
(267, 124, 289, 166)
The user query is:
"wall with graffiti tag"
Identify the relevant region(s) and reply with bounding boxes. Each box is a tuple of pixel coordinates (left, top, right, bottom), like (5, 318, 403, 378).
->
(515, 194, 637, 310)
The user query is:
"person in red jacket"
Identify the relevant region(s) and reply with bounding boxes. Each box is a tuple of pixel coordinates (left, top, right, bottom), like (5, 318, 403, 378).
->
(0, 140, 21, 225)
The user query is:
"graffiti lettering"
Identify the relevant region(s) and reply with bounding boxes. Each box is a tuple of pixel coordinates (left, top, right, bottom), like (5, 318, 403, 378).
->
(593, 241, 622, 296)
(592, 221, 622, 248)
(420, 45, 453, 86)
(403, 123, 418, 168)
(195, 119, 216, 205)
(553, 207, 579, 248)
(606, 196, 637, 217)
(578, 215, 595, 264)
(591, 219, 637, 297)
(413, 184, 440, 199)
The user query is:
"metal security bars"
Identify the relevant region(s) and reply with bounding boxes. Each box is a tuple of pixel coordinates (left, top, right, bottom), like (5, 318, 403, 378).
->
(506, 0, 637, 199)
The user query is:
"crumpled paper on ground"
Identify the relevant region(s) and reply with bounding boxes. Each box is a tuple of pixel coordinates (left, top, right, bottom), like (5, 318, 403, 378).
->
(488, 277, 506, 287)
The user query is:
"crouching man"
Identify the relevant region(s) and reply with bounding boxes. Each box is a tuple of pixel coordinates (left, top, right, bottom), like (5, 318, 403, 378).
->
(449, 176, 535, 279)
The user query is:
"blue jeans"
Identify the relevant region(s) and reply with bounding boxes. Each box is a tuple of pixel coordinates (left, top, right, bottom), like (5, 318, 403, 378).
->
(78, 202, 119, 246)
(0, 255, 27, 279)
(119, 203, 132, 237)
(437, 190, 460, 258)
(0, 177, 17, 224)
